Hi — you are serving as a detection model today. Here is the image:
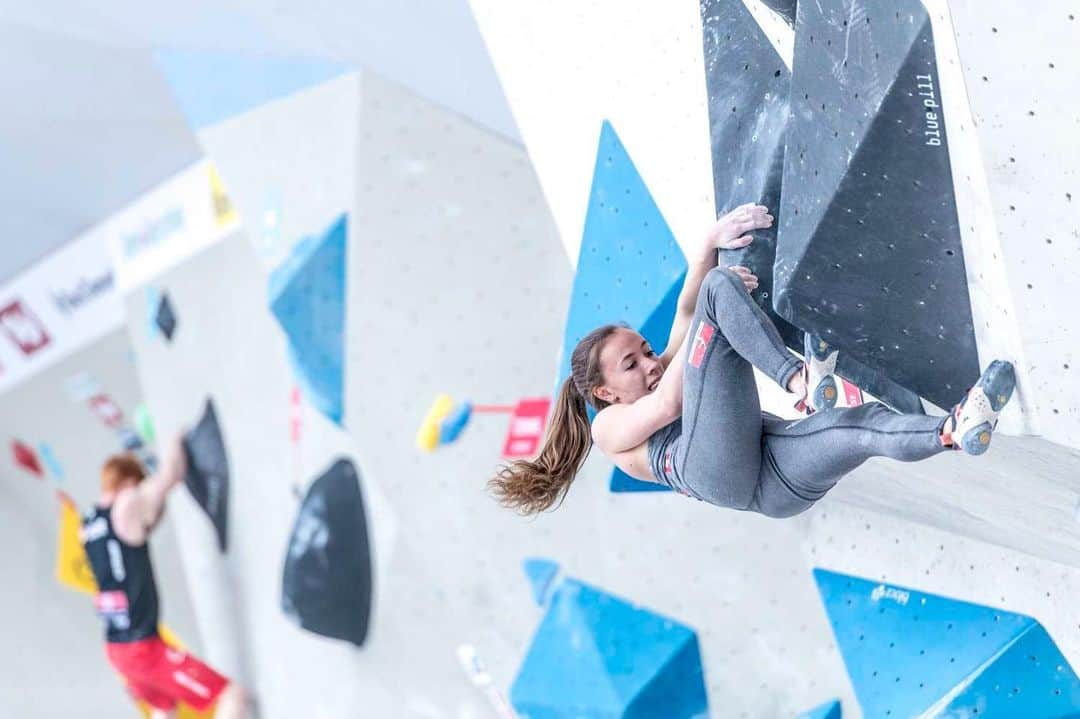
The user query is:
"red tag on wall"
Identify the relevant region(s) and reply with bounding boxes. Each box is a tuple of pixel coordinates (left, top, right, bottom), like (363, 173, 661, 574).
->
(502, 398, 552, 458)
(289, 387, 302, 443)
(12, 439, 43, 477)
(88, 394, 124, 428)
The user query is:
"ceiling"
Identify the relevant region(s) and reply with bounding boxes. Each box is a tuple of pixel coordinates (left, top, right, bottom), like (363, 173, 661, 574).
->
(0, 0, 519, 284)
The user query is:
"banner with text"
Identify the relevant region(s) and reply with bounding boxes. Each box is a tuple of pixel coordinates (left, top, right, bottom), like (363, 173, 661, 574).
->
(0, 160, 238, 396)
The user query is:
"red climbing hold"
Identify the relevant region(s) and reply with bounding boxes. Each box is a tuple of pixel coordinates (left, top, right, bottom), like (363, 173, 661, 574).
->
(12, 439, 43, 477)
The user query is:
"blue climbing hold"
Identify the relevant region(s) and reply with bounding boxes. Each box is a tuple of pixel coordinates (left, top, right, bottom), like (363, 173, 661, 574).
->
(269, 215, 347, 426)
(37, 443, 64, 483)
(523, 558, 561, 606)
(795, 699, 842, 719)
(439, 401, 473, 445)
(511, 572, 708, 718)
(813, 568, 1080, 718)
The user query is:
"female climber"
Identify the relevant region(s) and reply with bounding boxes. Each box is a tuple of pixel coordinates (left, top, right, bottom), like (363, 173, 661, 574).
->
(489, 203, 1016, 517)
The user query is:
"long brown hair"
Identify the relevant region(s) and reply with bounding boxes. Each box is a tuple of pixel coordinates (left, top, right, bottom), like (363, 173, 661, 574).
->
(489, 324, 622, 515)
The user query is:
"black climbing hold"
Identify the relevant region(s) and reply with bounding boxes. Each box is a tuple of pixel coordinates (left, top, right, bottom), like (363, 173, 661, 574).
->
(156, 293, 178, 342)
(774, 0, 980, 408)
(700, 0, 924, 412)
(701, 0, 801, 352)
(183, 398, 229, 552)
(282, 458, 372, 647)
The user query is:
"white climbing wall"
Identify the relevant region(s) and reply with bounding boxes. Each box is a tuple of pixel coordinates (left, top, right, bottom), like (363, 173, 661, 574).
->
(1, 2, 1076, 717)
(114, 67, 875, 716)
(343, 72, 860, 716)
(123, 51, 1078, 716)
(942, 0, 1080, 450)
(467, 0, 717, 268)
(341, 71, 855, 712)
(193, 71, 360, 275)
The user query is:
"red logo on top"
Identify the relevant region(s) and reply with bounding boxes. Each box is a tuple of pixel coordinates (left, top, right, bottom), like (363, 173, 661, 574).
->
(502, 398, 552, 459)
(688, 322, 715, 368)
(0, 301, 51, 356)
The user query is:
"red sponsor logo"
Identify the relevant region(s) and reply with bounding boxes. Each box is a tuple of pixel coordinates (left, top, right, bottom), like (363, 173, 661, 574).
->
(0, 301, 51, 355)
(663, 448, 674, 476)
(95, 590, 129, 614)
(841, 378, 864, 407)
(688, 322, 715, 368)
(502, 397, 552, 459)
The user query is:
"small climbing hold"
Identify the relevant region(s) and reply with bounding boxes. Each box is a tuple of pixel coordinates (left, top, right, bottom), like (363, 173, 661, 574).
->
(12, 439, 43, 477)
(155, 292, 178, 342)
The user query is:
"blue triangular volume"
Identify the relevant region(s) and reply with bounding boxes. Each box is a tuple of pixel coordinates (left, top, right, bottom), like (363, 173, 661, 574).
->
(270, 215, 347, 425)
(796, 699, 842, 719)
(813, 568, 1080, 718)
(523, 558, 561, 607)
(558, 120, 689, 382)
(609, 469, 671, 493)
(558, 120, 688, 495)
(637, 272, 686, 355)
(511, 576, 708, 718)
(154, 49, 352, 130)
(940, 624, 1080, 718)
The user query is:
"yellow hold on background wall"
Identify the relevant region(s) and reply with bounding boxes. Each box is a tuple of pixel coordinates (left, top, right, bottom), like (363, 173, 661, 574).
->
(55, 492, 98, 595)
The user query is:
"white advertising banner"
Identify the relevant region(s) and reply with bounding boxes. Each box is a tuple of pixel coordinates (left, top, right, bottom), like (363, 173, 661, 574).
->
(105, 159, 239, 293)
(0, 160, 238, 396)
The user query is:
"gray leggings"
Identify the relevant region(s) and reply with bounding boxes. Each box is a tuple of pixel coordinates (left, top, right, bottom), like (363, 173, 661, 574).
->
(673, 267, 949, 518)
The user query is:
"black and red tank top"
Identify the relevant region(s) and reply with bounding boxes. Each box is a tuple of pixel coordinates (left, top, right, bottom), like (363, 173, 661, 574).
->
(81, 505, 160, 643)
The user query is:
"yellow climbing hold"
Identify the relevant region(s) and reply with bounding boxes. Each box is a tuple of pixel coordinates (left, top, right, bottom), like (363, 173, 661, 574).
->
(416, 394, 454, 452)
(55, 494, 97, 596)
(208, 164, 238, 229)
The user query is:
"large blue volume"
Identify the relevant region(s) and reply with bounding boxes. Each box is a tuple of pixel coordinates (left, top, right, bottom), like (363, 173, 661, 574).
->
(270, 215, 348, 425)
(511, 560, 708, 718)
(558, 120, 688, 493)
(814, 568, 1080, 718)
